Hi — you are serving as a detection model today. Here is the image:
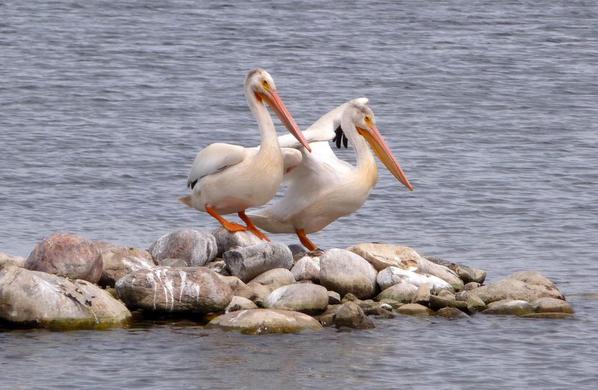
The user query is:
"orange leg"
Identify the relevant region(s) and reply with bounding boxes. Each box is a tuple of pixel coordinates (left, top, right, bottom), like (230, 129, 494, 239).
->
(238, 211, 270, 241)
(296, 229, 318, 251)
(205, 205, 247, 233)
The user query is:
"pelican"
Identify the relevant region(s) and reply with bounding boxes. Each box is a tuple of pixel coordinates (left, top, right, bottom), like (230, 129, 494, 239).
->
(179, 68, 311, 241)
(249, 99, 413, 250)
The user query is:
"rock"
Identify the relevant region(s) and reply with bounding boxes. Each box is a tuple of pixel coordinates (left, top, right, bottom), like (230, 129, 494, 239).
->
(425, 255, 487, 284)
(466, 295, 487, 312)
(413, 283, 432, 305)
(217, 275, 249, 296)
(531, 297, 574, 314)
(208, 309, 322, 334)
(288, 244, 307, 260)
(509, 271, 560, 293)
(315, 304, 340, 327)
(245, 281, 273, 306)
(291, 256, 321, 282)
(148, 229, 217, 267)
(333, 302, 375, 329)
(358, 299, 395, 318)
(0, 252, 26, 268)
(115, 266, 232, 313)
(464, 274, 564, 304)
(98, 245, 155, 287)
(225, 296, 258, 313)
(483, 299, 535, 316)
(206, 259, 229, 275)
(25, 233, 103, 283)
(436, 307, 469, 319)
(249, 268, 295, 290)
(429, 294, 468, 312)
(397, 303, 433, 316)
(212, 227, 263, 257)
(376, 282, 418, 304)
(0, 265, 130, 329)
(348, 243, 464, 290)
(319, 249, 377, 299)
(223, 243, 293, 282)
(264, 284, 328, 314)
(327, 291, 341, 304)
(157, 258, 189, 267)
(464, 282, 481, 291)
(376, 267, 452, 292)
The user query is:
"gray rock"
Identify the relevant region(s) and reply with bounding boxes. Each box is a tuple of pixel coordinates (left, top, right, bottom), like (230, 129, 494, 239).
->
(224, 243, 293, 282)
(436, 307, 469, 319)
(483, 299, 534, 316)
(225, 296, 258, 313)
(264, 283, 328, 314)
(397, 303, 433, 316)
(208, 309, 322, 334)
(206, 259, 229, 275)
(217, 275, 249, 296)
(291, 256, 321, 282)
(466, 295, 487, 312)
(25, 233, 103, 283)
(429, 294, 468, 312)
(464, 274, 564, 304)
(376, 282, 418, 304)
(0, 265, 130, 329)
(319, 249, 377, 299)
(249, 268, 295, 290)
(328, 291, 341, 305)
(212, 228, 263, 257)
(333, 302, 375, 329)
(376, 266, 452, 292)
(425, 255, 487, 284)
(288, 244, 307, 260)
(115, 266, 232, 313)
(149, 229, 217, 267)
(315, 304, 340, 327)
(509, 271, 561, 293)
(0, 252, 26, 268)
(531, 297, 574, 314)
(464, 282, 481, 291)
(156, 258, 189, 267)
(98, 245, 155, 287)
(245, 281, 273, 306)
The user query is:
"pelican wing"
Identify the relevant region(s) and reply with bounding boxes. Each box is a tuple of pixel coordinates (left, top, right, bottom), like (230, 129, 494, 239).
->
(187, 143, 247, 190)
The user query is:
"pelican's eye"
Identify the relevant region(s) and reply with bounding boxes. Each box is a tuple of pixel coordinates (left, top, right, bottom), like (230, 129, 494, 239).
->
(364, 115, 373, 126)
(262, 80, 270, 90)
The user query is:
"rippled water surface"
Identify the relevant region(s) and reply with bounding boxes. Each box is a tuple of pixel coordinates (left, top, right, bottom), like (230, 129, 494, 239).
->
(1, 0, 597, 388)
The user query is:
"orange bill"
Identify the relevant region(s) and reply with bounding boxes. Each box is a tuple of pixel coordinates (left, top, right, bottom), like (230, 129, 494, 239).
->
(263, 90, 312, 152)
(357, 126, 414, 191)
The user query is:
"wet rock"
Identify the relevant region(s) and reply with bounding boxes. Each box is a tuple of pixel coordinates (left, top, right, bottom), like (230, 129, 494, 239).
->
(429, 294, 468, 312)
(531, 297, 574, 314)
(0, 252, 26, 268)
(464, 273, 564, 304)
(115, 266, 232, 313)
(223, 243, 293, 282)
(333, 302, 375, 329)
(264, 284, 328, 314)
(349, 243, 463, 290)
(148, 229, 217, 267)
(212, 228, 263, 257)
(98, 245, 155, 287)
(291, 256, 321, 282)
(375, 282, 418, 304)
(249, 268, 295, 290)
(397, 303, 433, 316)
(360, 300, 395, 318)
(225, 296, 258, 313)
(483, 299, 534, 316)
(315, 304, 340, 327)
(208, 309, 322, 334)
(413, 283, 432, 305)
(425, 256, 487, 284)
(319, 249, 377, 299)
(376, 266, 452, 292)
(436, 307, 469, 319)
(25, 233, 103, 283)
(206, 259, 229, 275)
(0, 265, 130, 329)
(466, 295, 487, 312)
(328, 291, 341, 304)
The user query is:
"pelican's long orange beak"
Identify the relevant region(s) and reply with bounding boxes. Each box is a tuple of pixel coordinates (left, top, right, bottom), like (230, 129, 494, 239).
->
(357, 125, 414, 191)
(262, 90, 311, 153)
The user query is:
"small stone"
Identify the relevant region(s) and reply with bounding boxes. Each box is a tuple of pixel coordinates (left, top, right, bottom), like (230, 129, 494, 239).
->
(224, 243, 293, 282)
(483, 299, 534, 316)
(263, 283, 328, 314)
(531, 297, 573, 314)
(436, 307, 469, 319)
(25, 233, 103, 283)
(98, 245, 155, 287)
(212, 228, 263, 257)
(397, 303, 433, 316)
(358, 300, 395, 318)
(425, 256, 487, 284)
(0, 252, 26, 268)
(376, 282, 418, 304)
(225, 296, 258, 313)
(208, 309, 322, 334)
(291, 256, 321, 282)
(328, 291, 341, 304)
(333, 302, 375, 329)
(377, 267, 452, 292)
(149, 229, 217, 267)
(319, 249, 377, 299)
(464, 275, 564, 304)
(249, 268, 295, 290)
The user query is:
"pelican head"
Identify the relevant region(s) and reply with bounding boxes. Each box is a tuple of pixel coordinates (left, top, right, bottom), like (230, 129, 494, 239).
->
(246, 68, 311, 152)
(347, 101, 414, 191)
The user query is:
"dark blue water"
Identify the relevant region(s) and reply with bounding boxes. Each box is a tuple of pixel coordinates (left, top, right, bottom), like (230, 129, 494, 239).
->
(1, 1, 597, 388)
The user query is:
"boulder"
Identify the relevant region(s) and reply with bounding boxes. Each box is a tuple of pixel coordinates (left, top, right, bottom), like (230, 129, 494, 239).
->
(245, 281, 273, 306)
(115, 266, 232, 313)
(327, 291, 341, 304)
(319, 249, 377, 299)
(315, 304, 340, 327)
(375, 282, 418, 304)
(464, 273, 564, 304)
(25, 233, 103, 283)
(156, 258, 188, 267)
(376, 267, 452, 292)
(466, 295, 487, 312)
(223, 243, 293, 282)
(413, 283, 432, 305)
(429, 294, 468, 312)
(436, 307, 469, 319)
(249, 268, 295, 290)
(531, 297, 574, 314)
(206, 259, 229, 275)
(483, 299, 535, 316)
(464, 282, 481, 291)
(212, 228, 263, 257)
(425, 255, 487, 284)
(288, 244, 307, 260)
(225, 296, 258, 313)
(0, 265, 130, 329)
(291, 256, 321, 282)
(0, 252, 26, 268)
(98, 245, 155, 287)
(397, 303, 433, 316)
(264, 284, 328, 314)
(208, 309, 322, 334)
(148, 229, 217, 267)
(333, 302, 375, 329)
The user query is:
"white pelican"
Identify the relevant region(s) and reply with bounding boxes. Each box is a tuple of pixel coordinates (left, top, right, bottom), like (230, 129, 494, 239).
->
(248, 99, 413, 250)
(179, 69, 311, 241)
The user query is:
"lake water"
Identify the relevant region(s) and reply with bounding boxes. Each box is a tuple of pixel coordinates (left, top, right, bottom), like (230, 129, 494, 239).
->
(1, 0, 597, 388)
